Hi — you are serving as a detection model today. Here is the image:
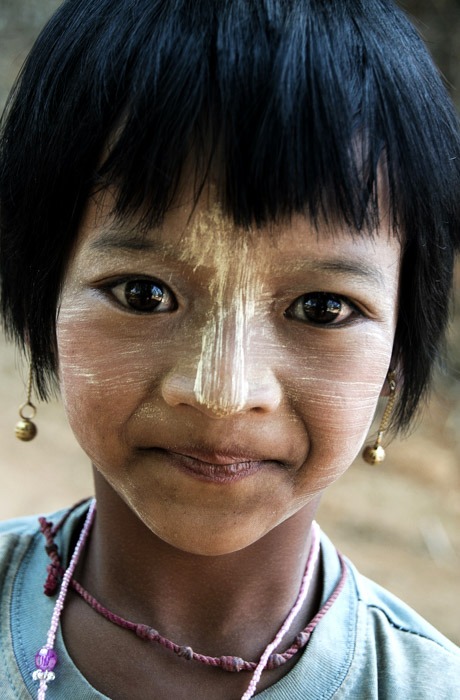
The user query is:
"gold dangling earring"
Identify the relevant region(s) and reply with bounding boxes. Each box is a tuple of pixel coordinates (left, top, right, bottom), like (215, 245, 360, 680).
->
(362, 370, 397, 465)
(15, 363, 38, 441)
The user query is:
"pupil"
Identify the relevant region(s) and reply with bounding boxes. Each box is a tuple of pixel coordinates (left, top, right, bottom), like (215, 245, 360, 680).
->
(304, 294, 341, 323)
(125, 281, 163, 310)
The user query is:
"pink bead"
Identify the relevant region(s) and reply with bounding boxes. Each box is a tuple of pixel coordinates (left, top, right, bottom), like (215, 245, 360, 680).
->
(35, 647, 58, 671)
(177, 645, 194, 660)
(295, 631, 311, 646)
(220, 656, 245, 672)
(267, 653, 285, 668)
(136, 624, 158, 640)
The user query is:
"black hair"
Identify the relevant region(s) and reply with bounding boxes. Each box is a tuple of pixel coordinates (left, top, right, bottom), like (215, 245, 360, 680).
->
(0, 0, 459, 431)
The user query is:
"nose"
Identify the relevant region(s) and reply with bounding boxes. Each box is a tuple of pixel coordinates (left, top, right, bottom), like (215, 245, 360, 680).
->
(161, 314, 283, 418)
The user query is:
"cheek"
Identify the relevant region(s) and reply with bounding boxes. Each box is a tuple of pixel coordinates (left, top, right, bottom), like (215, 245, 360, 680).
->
(56, 302, 173, 458)
(281, 327, 394, 492)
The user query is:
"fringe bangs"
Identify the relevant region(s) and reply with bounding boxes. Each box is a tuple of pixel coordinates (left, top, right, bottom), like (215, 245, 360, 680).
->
(0, 0, 459, 425)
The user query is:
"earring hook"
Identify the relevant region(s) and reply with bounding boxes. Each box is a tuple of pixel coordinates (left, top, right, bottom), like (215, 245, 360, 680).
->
(362, 370, 397, 465)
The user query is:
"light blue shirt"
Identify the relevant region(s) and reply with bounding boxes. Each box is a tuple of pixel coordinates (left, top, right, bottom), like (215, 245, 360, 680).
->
(1, 501, 459, 699)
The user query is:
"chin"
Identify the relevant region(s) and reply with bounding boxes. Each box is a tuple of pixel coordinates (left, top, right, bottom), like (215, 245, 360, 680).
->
(148, 521, 270, 557)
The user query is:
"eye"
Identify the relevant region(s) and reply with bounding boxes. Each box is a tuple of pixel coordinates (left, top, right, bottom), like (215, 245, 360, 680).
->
(285, 292, 360, 325)
(107, 279, 177, 313)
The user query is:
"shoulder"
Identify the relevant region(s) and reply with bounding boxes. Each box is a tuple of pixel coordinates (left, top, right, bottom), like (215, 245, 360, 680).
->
(0, 500, 91, 548)
(342, 559, 460, 699)
(355, 567, 458, 651)
(0, 506, 70, 574)
(0, 503, 91, 699)
(0, 512, 46, 699)
(0, 501, 92, 586)
(0, 512, 43, 580)
(0, 511, 44, 541)
(261, 535, 460, 700)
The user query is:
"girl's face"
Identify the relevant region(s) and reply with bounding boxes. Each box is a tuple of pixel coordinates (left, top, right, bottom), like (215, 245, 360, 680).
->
(57, 187, 401, 555)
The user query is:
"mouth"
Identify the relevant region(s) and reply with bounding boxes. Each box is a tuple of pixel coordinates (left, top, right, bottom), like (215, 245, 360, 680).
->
(161, 448, 280, 484)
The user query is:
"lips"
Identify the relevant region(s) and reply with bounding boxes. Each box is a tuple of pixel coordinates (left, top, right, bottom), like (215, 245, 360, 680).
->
(160, 448, 280, 484)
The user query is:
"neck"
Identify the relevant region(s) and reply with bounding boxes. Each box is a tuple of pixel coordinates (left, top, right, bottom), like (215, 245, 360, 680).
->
(78, 470, 323, 661)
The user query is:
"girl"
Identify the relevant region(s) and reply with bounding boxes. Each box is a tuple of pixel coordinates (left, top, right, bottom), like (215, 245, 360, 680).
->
(0, 1, 459, 698)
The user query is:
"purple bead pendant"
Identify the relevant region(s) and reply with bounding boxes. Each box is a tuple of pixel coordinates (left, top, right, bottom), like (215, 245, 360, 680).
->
(34, 647, 58, 671)
(32, 647, 58, 689)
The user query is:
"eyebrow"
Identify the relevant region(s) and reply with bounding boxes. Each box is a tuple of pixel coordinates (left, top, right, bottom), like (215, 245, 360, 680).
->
(89, 228, 170, 254)
(89, 228, 388, 288)
(305, 259, 387, 288)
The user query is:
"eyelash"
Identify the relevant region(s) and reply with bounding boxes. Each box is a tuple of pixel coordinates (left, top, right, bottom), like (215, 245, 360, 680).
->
(100, 277, 362, 327)
(285, 292, 362, 327)
(100, 277, 178, 314)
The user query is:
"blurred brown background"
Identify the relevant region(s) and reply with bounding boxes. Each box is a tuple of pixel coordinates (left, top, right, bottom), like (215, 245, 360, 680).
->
(0, 0, 459, 644)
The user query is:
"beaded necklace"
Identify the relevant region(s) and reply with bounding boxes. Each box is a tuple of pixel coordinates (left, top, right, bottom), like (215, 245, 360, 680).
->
(34, 500, 347, 699)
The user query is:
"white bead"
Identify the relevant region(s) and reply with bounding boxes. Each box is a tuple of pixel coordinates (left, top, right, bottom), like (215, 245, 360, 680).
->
(32, 670, 56, 682)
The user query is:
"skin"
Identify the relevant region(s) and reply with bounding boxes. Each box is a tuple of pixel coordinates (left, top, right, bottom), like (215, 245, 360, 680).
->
(56, 184, 401, 699)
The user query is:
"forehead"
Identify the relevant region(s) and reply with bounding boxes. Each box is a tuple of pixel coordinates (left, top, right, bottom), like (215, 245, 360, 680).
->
(73, 185, 401, 286)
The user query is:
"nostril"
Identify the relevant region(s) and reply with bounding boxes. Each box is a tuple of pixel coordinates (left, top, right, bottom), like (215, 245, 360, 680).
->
(162, 315, 282, 416)
(162, 364, 282, 417)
